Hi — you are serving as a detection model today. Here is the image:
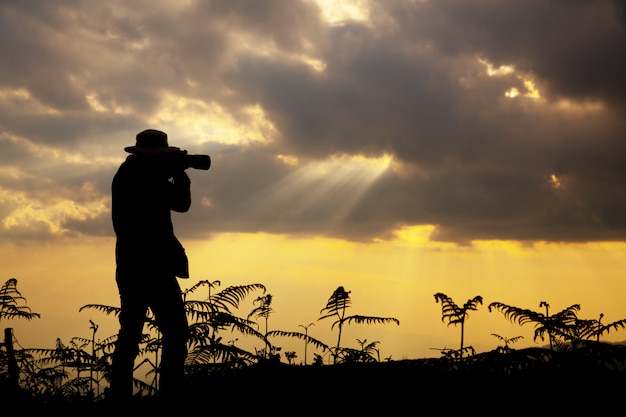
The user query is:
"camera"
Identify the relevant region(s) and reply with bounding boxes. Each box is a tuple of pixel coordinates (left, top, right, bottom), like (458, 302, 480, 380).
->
(176, 151, 211, 171)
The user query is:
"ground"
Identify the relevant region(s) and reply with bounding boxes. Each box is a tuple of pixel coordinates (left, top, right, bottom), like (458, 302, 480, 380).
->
(5, 345, 626, 414)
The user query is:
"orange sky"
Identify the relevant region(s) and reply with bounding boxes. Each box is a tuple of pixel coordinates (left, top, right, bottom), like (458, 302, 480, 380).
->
(5, 230, 626, 363)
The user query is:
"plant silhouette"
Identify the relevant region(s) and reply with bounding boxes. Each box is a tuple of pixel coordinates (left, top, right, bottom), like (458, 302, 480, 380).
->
(584, 313, 626, 342)
(356, 338, 380, 362)
(433, 292, 483, 357)
(248, 294, 274, 360)
(265, 325, 329, 365)
(488, 301, 580, 350)
(7, 277, 626, 411)
(319, 286, 399, 364)
(284, 350, 297, 365)
(183, 281, 268, 367)
(79, 280, 270, 392)
(0, 278, 41, 393)
(78, 303, 164, 394)
(0, 278, 41, 323)
(490, 333, 524, 352)
(299, 323, 315, 365)
(547, 312, 626, 348)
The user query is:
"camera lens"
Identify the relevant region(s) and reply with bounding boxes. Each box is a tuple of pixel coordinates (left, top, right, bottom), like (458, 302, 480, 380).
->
(186, 154, 211, 170)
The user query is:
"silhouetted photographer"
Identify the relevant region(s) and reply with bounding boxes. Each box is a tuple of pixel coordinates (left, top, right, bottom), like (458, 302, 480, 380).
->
(109, 129, 209, 401)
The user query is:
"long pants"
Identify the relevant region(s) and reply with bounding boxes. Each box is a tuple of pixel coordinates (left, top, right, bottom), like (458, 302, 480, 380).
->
(109, 268, 189, 400)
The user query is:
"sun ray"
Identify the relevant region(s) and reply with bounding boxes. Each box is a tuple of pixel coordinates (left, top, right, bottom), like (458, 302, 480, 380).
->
(240, 153, 392, 231)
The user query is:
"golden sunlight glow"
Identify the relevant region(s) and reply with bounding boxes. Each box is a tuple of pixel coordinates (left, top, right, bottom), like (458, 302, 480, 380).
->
(276, 154, 299, 166)
(506, 80, 541, 99)
(315, 0, 370, 25)
(298, 54, 327, 73)
(8, 231, 626, 362)
(479, 58, 515, 76)
(389, 225, 530, 254)
(346, 153, 393, 168)
(68, 74, 132, 114)
(472, 239, 526, 253)
(306, 153, 392, 181)
(150, 96, 276, 147)
(479, 58, 542, 100)
(505, 88, 520, 98)
(85, 94, 107, 112)
(238, 32, 326, 73)
(549, 174, 561, 189)
(0, 187, 108, 236)
(242, 153, 392, 227)
(85, 92, 131, 114)
(0, 88, 60, 114)
(390, 225, 456, 250)
(524, 80, 541, 99)
(392, 224, 438, 244)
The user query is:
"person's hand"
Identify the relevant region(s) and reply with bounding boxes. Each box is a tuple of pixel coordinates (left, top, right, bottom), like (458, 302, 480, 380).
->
(172, 170, 191, 185)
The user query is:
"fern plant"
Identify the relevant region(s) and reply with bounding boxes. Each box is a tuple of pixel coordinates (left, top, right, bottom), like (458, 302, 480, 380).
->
(319, 286, 399, 364)
(184, 281, 268, 368)
(434, 292, 483, 358)
(488, 300, 581, 350)
(17, 333, 114, 402)
(265, 327, 329, 365)
(0, 277, 41, 393)
(0, 278, 41, 323)
(248, 294, 274, 359)
(491, 333, 524, 353)
(545, 312, 626, 348)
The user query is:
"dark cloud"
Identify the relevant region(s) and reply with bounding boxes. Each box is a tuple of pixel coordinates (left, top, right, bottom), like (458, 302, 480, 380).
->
(204, 0, 325, 52)
(1, 0, 625, 245)
(391, 0, 626, 107)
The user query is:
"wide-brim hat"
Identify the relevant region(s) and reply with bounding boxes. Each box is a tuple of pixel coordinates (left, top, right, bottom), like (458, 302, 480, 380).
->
(124, 129, 180, 154)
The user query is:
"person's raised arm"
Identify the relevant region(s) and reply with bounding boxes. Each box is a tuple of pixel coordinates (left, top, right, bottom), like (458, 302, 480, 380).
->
(170, 171, 191, 212)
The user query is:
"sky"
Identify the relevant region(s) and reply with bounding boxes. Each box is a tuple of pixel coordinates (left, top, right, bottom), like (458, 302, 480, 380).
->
(2, 0, 626, 364)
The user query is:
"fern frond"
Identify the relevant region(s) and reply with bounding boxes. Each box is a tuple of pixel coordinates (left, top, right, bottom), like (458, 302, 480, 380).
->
(69, 336, 92, 347)
(97, 334, 118, 353)
(184, 299, 220, 312)
(185, 300, 224, 322)
(436, 293, 481, 325)
(58, 376, 94, 396)
(551, 304, 581, 322)
(183, 279, 221, 296)
(266, 330, 330, 351)
(599, 318, 626, 335)
(79, 304, 120, 316)
(0, 278, 41, 322)
(318, 312, 338, 322)
(488, 302, 545, 326)
(211, 284, 266, 309)
(463, 296, 483, 311)
(186, 343, 257, 365)
(342, 315, 400, 326)
(320, 286, 352, 317)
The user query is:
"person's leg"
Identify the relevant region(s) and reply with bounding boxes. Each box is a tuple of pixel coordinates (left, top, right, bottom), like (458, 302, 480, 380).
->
(109, 270, 149, 401)
(150, 275, 189, 399)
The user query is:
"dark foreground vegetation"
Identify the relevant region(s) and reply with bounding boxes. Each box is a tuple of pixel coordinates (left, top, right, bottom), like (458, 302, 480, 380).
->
(4, 342, 626, 415)
(4, 278, 626, 414)
(186, 344, 626, 413)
